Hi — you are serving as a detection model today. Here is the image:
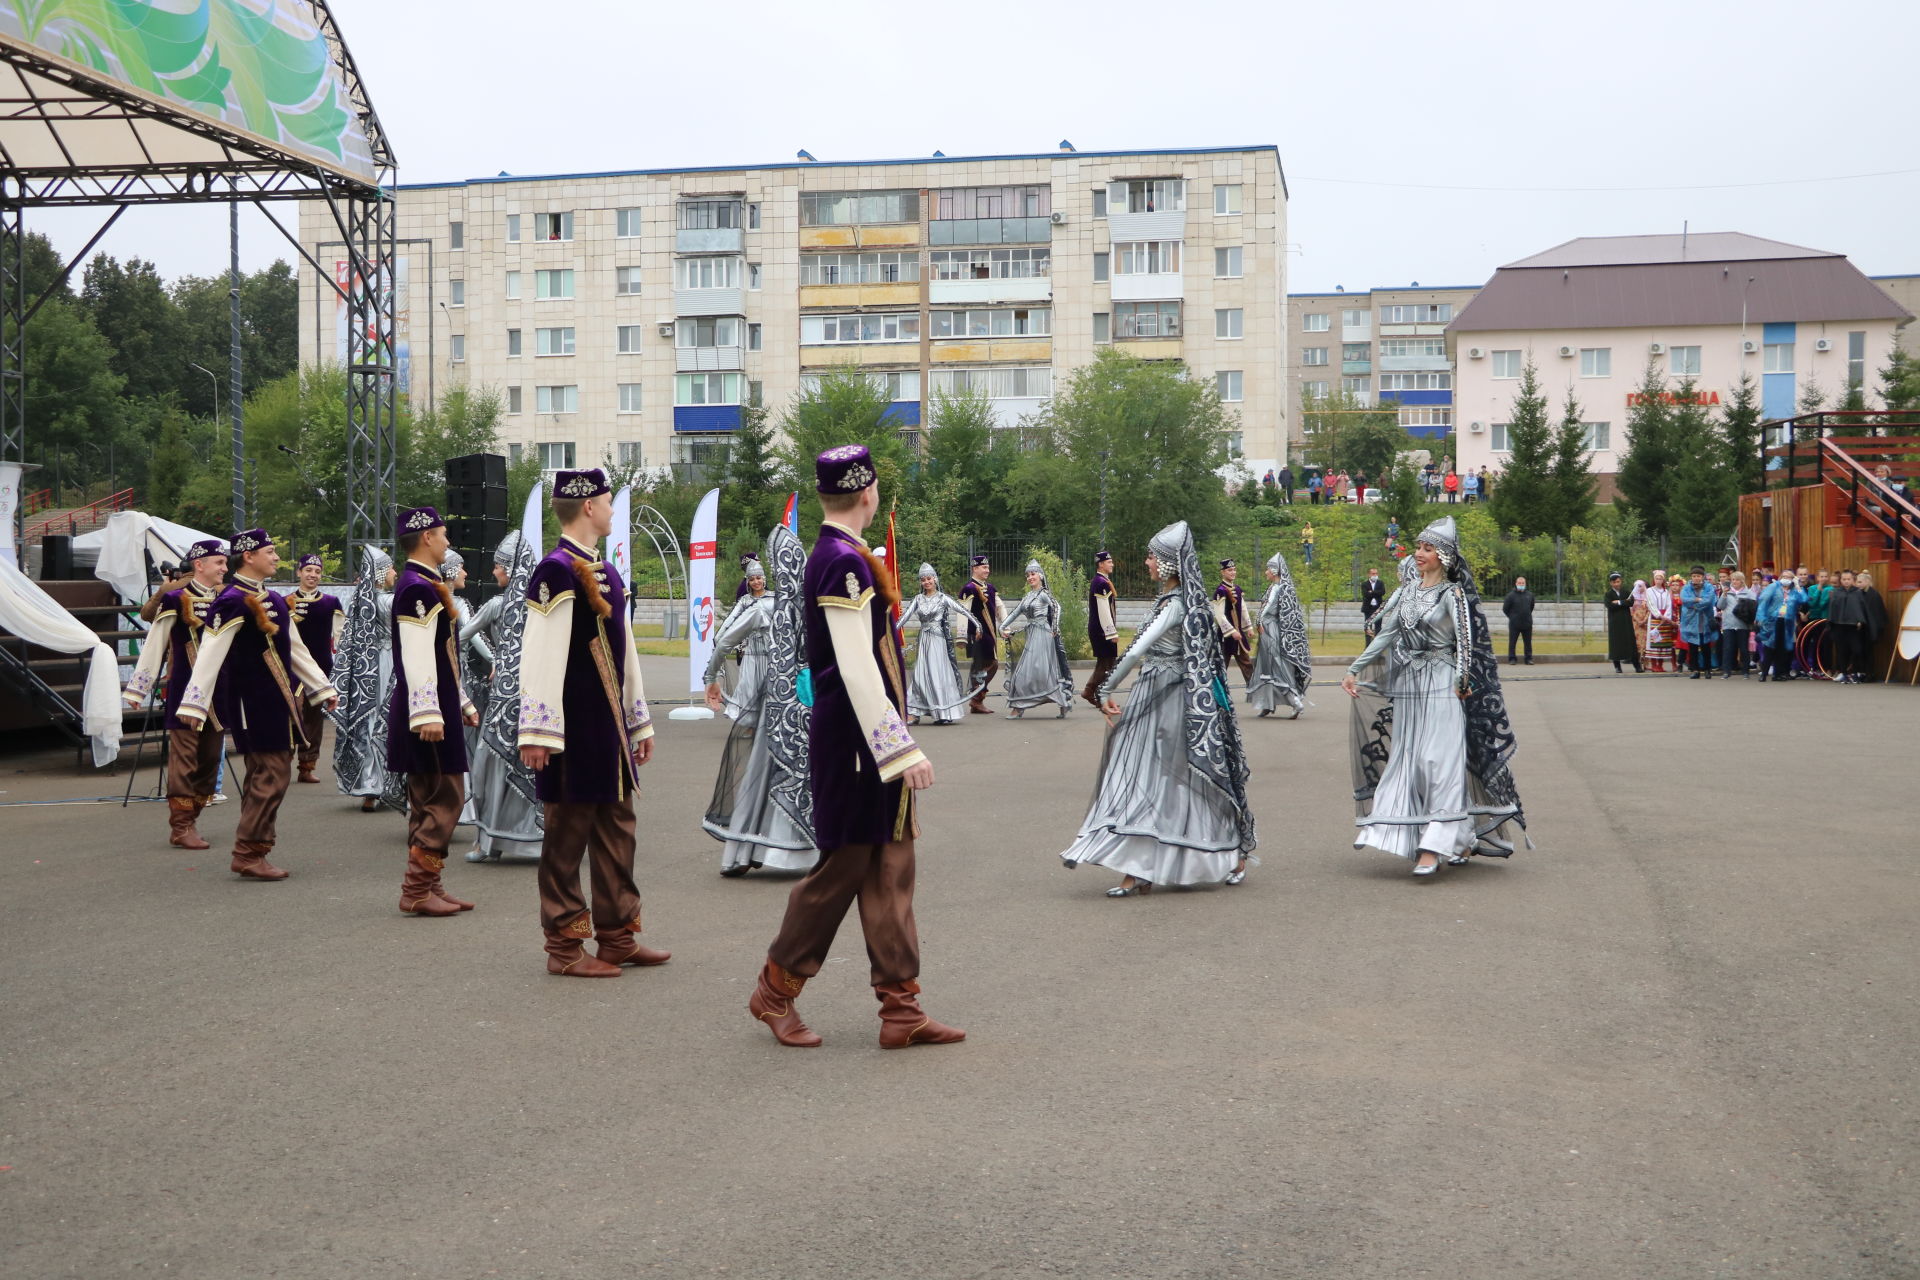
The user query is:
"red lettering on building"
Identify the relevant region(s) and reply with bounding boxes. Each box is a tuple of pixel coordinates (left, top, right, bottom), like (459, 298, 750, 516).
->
(1627, 390, 1721, 407)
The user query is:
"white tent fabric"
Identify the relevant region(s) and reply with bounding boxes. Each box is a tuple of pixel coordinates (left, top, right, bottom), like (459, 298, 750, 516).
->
(80, 512, 220, 605)
(0, 554, 121, 766)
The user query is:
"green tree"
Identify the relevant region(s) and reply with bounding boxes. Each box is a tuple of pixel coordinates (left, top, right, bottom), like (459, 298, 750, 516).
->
(718, 398, 787, 549)
(776, 366, 907, 519)
(80, 255, 182, 402)
(170, 262, 300, 419)
(1486, 358, 1556, 536)
(240, 261, 299, 386)
(1881, 347, 1920, 414)
(146, 406, 197, 518)
(399, 384, 502, 508)
(1300, 389, 1405, 478)
(1718, 373, 1764, 496)
(20, 298, 124, 498)
(1381, 460, 1425, 533)
(1546, 387, 1598, 538)
(1664, 380, 1734, 538)
(918, 385, 1018, 536)
(1616, 361, 1679, 538)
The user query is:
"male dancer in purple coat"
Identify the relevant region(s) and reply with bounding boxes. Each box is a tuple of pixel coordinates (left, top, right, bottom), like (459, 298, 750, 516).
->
(748, 445, 964, 1050)
(124, 538, 228, 849)
(388, 507, 481, 916)
(517, 469, 670, 977)
(289, 553, 345, 784)
(1213, 558, 1255, 687)
(1082, 549, 1119, 709)
(175, 530, 338, 881)
(959, 554, 1003, 715)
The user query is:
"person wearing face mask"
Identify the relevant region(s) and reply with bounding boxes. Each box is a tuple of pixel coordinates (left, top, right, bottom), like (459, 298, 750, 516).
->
(1715, 571, 1757, 679)
(1678, 566, 1718, 679)
(1755, 569, 1807, 683)
(1501, 575, 1536, 666)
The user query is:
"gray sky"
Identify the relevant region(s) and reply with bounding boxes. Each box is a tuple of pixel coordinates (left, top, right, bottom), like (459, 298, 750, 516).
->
(31, 0, 1920, 291)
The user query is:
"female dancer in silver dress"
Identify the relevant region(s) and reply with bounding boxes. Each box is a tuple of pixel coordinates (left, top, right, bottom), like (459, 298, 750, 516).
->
(900, 563, 973, 726)
(1000, 559, 1073, 719)
(1339, 516, 1528, 877)
(332, 546, 401, 812)
(1248, 550, 1312, 719)
(463, 531, 544, 861)
(1062, 521, 1257, 896)
(704, 560, 771, 721)
(702, 526, 818, 876)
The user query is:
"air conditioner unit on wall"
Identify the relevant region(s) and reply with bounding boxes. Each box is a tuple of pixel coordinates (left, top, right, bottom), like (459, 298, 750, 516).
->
(1649, 342, 1666, 355)
(1558, 345, 1575, 358)
(1049, 211, 1067, 225)
(657, 321, 676, 338)
(1814, 338, 1832, 352)
(1466, 346, 1485, 359)
(1742, 339, 1759, 354)
(1468, 420, 1486, 433)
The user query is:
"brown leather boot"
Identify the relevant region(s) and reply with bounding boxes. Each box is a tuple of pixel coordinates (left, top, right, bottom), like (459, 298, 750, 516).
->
(749, 959, 822, 1047)
(546, 938, 621, 978)
(296, 765, 320, 784)
(875, 980, 966, 1050)
(426, 860, 474, 911)
(230, 840, 290, 881)
(168, 797, 211, 850)
(398, 847, 460, 917)
(596, 922, 670, 967)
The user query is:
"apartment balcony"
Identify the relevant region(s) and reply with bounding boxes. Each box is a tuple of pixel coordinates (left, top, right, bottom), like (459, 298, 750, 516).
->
(799, 223, 919, 250)
(675, 345, 743, 372)
(798, 282, 921, 309)
(799, 344, 920, 369)
(930, 338, 1052, 364)
(674, 287, 743, 317)
(1113, 338, 1181, 360)
(1111, 272, 1184, 302)
(1341, 359, 1372, 375)
(676, 227, 742, 254)
(1108, 209, 1186, 241)
(1380, 322, 1449, 337)
(674, 405, 742, 433)
(1379, 354, 1452, 372)
(929, 217, 1051, 246)
(929, 276, 1051, 306)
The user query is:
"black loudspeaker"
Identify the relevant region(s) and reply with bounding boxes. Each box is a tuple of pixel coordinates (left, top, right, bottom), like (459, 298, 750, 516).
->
(444, 453, 507, 488)
(40, 534, 73, 580)
(447, 515, 508, 553)
(444, 484, 508, 519)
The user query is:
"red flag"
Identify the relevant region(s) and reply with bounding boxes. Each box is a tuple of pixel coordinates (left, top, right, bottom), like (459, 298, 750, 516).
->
(886, 502, 902, 626)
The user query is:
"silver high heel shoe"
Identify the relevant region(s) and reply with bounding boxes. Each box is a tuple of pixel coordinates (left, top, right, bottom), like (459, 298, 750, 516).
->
(1106, 878, 1151, 897)
(1224, 861, 1249, 886)
(1411, 856, 1440, 877)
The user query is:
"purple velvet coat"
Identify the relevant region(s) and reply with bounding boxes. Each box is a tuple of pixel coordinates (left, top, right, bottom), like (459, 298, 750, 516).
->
(195, 581, 313, 754)
(384, 562, 469, 775)
(525, 537, 639, 806)
(1087, 571, 1118, 660)
(289, 589, 343, 680)
(152, 582, 219, 730)
(959, 578, 1000, 662)
(804, 523, 916, 849)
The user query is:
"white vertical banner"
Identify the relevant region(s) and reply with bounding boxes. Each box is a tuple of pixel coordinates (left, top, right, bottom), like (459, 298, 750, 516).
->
(519, 477, 545, 555)
(0, 461, 22, 569)
(608, 486, 633, 628)
(687, 487, 720, 693)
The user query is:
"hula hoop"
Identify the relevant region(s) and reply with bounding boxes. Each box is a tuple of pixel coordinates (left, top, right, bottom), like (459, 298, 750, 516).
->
(1795, 619, 1830, 677)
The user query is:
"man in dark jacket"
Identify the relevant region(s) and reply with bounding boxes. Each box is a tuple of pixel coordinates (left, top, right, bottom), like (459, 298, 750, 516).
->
(1825, 569, 1868, 684)
(1276, 465, 1293, 505)
(1502, 576, 1536, 665)
(1360, 567, 1387, 624)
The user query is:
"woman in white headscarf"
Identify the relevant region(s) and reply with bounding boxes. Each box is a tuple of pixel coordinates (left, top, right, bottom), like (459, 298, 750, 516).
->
(898, 562, 974, 725)
(463, 531, 544, 861)
(1248, 550, 1312, 719)
(333, 545, 400, 812)
(1000, 558, 1073, 719)
(1062, 521, 1257, 896)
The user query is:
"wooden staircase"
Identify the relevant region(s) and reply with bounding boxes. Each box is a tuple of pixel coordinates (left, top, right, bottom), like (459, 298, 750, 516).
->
(0, 579, 164, 760)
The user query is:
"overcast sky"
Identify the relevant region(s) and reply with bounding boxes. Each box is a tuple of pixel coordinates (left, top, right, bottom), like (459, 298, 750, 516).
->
(30, 0, 1920, 291)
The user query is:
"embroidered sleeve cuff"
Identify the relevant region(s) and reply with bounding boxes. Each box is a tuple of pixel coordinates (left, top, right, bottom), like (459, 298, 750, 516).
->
(518, 695, 564, 750)
(518, 730, 564, 751)
(307, 682, 337, 706)
(124, 669, 156, 701)
(867, 706, 920, 775)
(877, 747, 927, 784)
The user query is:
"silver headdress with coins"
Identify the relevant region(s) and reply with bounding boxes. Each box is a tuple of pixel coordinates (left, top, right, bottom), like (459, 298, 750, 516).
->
(1413, 515, 1461, 570)
(440, 549, 465, 578)
(491, 530, 524, 568)
(742, 559, 766, 581)
(1148, 521, 1188, 583)
(918, 562, 938, 582)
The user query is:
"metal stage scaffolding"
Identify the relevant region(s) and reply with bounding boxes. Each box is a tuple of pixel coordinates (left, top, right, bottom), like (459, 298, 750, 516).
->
(0, 1, 397, 561)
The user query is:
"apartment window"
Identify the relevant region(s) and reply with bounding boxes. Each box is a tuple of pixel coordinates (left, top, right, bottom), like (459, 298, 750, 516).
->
(1379, 371, 1451, 390)
(1341, 308, 1370, 330)
(1216, 308, 1244, 339)
(449, 221, 464, 250)
(616, 266, 643, 296)
(535, 327, 575, 357)
(449, 279, 465, 307)
(929, 366, 1052, 398)
(1092, 252, 1109, 283)
(1491, 423, 1510, 452)
(1213, 185, 1243, 216)
(1301, 347, 1329, 366)
(676, 256, 741, 290)
(1579, 347, 1611, 377)
(617, 324, 646, 354)
(677, 316, 740, 348)
(675, 372, 742, 405)
(1303, 379, 1330, 398)
(1764, 342, 1793, 373)
(535, 386, 578, 414)
(748, 263, 762, 290)
(1379, 303, 1453, 324)
(506, 328, 522, 357)
(934, 186, 1050, 220)
(1342, 376, 1371, 397)
(929, 247, 1050, 281)
(1490, 349, 1521, 378)
(746, 203, 760, 229)
(1399, 406, 1454, 429)
(508, 442, 524, 465)
(746, 323, 762, 351)
(618, 384, 644, 414)
(1303, 313, 1330, 332)
(799, 190, 919, 226)
(1216, 370, 1243, 401)
(449, 334, 465, 362)
(1093, 312, 1110, 344)
(1848, 330, 1867, 389)
(679, 200, 742, 230)
(506, 387, 522, 415)
(801, 312, 919, 344)
(799, 251, 921, 285)
(504, 270, 521, 300)
(1110, 178, 1185, 213)
(930, 307, 1051, 338)
(537, 441, 576, 470)
(749, 380, 764, 407)
(505, 214, 521, 243)
(1668, 345, 1702, 375)
(1115, 241, 1181, 274)
(1091, 188, 1107, 218)
(1343, 343, 1369, 362)
(1215, 246, 1243, 278)
(1382, 338, 1447, 358)
(1113, 301, 1182, 338)
(534, 212, 573, 242)
(1582, 422, 1612, 451)
(535, 269, 573, 300)
(1227, 432, 1244, 457)
(615, 208, 643, 238)
(617, 441, 644, 467)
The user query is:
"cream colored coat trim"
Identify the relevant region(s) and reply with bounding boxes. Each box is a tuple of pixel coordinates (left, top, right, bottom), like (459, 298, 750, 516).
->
(823, 600, 924, 783)
(516, 591, 572, 751)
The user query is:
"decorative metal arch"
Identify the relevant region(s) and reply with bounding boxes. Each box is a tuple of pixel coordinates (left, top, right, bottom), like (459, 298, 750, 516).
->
(632, 503, 687, 632)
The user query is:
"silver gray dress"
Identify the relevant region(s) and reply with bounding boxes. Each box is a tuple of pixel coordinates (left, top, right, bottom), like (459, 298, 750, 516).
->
(900, 589, 973, 723)
(1059, 592, 1245, 884)
(467, 535, 544, 861)
(332, 551, 399, 804)
(1001, 586, 1073, 714)
(1248, 567, 1312, 717)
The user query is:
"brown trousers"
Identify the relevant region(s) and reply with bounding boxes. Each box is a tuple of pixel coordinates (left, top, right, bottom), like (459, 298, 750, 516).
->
(234, 752, 293, 848)
(166, 726, 224, 802)
(298, 703, 328, 771)
(537, 797, 642, 947)
(406, 767, 464, 855)
(968, 657, 999, 709)
(769, 840, 920, 986)
(1082, 654, 1117, 704)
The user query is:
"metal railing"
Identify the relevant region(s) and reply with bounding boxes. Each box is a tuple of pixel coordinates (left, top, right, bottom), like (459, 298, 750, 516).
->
(1760, 409, 1920, 485)
(21, 487, 136, 540)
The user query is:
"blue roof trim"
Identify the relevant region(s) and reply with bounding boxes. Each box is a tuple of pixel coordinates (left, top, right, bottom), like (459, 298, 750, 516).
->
(399, 144, 1284, 194)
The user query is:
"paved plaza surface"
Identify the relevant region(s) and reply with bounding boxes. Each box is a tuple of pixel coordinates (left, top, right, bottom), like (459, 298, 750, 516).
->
(2, 664, 1916, 1279)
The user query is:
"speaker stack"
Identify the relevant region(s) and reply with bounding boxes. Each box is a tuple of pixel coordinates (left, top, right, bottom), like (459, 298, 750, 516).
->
(444, 452, 508, 606)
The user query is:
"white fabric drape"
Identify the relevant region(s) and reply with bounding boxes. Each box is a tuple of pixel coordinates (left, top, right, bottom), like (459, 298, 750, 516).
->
(82, 511, 218, 604)
(0, 555, 121, 765)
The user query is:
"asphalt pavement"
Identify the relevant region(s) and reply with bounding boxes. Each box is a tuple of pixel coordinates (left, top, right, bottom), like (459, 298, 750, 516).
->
(1, 665, 1915, 1279)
